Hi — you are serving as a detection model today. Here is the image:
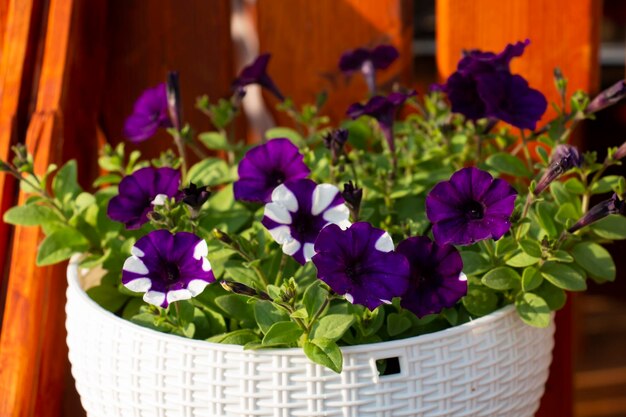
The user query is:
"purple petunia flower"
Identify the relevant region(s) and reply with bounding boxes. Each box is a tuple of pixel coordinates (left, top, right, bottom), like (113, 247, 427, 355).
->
(426, 167, 517, 246)
(123, 83, 172, 142)
(339, 44, 399, 93)
(232, 53, 284, 101)
(122, 230, 215, 308)
(534, 144, 582, 195)
(234, 138, 310, 203)
(347, 91, 416, 156)
(441, 40, 547, 130)
(396, 236, 467, 318)
(312, 222, 410, 311)
(108, 167, 181, 229)
(262, 179, 350, 264)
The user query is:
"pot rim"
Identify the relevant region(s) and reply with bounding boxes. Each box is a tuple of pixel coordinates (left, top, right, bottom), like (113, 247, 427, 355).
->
(67, 258, 517, 355)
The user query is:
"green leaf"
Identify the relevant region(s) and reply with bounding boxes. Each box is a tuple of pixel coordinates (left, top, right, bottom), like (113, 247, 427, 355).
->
(3, 204, 59, 226)
(519, 239, 543, 258)
(590, 215, 626, 240)
(555, 203, 579, 224)
(214, 294, 255, 327)
(303, 338, 343, 373)
(262, 321, 303, 345)
(481, 267, 520, 290)
(87, 285, 129, 313)
(303, 281, 328, 318)
(590, 175, 622, 194)
(121, 298, 144, 320)
(198, 132, 230, 151)
(572, 242, 616, 282)
(254, 300, 289, 334)
(505, 251, 540, 267)
(386, 313, 412, 336)
(533, 282, 567, 310)
(515, 293, 551, 327)
(535, 202, 558, 238)
(540, 261, 586, 291)
(131, 313, 174, 332)
(460, 251, 491, 276)
(495, 236, 518, 257)
(52, 160, 81, 203)
(187, 158, 232, 187)
(486, 153, 531, 177)
(36, 226, 90, 266)
(311, 314, 355, 341)
(462, 286, 498, 316)
(522, 266, 543, 291)
(208, 329, 260, 345)
(265, 127, 305, 147)
(563, 178, 585, 194)
(92, 173, 121, 187)
(548, 250, 574, 263)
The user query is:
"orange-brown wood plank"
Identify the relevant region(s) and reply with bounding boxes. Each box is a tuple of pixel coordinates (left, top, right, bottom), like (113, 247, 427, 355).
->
(436, 2, 602, 416)
(0, 0, 106, 416)
(0, 0, 46, 312)
(256, 0, 414, 125)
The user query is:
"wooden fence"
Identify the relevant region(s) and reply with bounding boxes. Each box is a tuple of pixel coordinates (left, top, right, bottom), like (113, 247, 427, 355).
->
(0, 1, 602, 416)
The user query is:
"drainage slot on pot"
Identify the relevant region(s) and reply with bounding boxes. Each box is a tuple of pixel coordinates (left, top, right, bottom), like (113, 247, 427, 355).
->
(376, 356, 401, 376)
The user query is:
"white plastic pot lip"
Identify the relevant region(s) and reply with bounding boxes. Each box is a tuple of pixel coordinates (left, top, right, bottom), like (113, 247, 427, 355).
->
(67, 258, 516, 355)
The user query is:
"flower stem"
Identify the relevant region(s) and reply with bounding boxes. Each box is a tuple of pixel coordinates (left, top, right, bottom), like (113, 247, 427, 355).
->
(306, 295, 331, 332)
(172, 131, 188, 179)
(274, 253, 288, 286)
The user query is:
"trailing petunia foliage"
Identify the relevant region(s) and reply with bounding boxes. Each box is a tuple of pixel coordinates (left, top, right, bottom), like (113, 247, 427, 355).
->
(3, 43, 626, 373)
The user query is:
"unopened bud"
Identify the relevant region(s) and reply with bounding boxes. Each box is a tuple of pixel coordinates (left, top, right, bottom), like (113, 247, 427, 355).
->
(534, 145, 582, 195)
(569, 193, 626, 233)
(220, 279, 271, 300)
(586, 80, 626, 114)
(166, 71, 182, 131)
(212, 228, 233, 245)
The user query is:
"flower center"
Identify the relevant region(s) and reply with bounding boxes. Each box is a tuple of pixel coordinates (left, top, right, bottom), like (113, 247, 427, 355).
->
(464, 200, 484, 220)
(345, 262, 364, 280)
(164, 262, 181, 282)
(267, 170, 285, 188)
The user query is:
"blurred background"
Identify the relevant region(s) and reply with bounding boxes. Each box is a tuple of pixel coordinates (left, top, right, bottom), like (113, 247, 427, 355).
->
(0, 1, 624, 416)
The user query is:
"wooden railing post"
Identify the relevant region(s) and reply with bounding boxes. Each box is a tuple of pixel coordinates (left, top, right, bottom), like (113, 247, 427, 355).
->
(436, 1, 602, 416)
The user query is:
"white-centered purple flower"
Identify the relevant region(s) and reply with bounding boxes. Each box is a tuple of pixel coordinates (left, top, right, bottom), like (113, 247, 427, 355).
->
(234, 138, 310, 203)
(396, 236, 466, 318)
(534, 144, 582, 195)
(123, 83, 172, 142)
(426, 167, 517, 246)
(231, 53, 284, 101)
(107, 167, 181, 229)
(339, 44, 399, 93)
(122, 230, 215, 308)
(312, 222, 410, 311)
(262, 179, 350, 264)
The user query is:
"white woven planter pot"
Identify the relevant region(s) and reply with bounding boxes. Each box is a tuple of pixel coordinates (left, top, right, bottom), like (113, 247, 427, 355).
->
(66, 260, 555, 417)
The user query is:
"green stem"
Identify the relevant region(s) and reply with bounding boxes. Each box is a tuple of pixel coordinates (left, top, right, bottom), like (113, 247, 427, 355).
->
(274, 253, 289, 286)
(172, 131, 188, 179)
(306, 296, 331, 333)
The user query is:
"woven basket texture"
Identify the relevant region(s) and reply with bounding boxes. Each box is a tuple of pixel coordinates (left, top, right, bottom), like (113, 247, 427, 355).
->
(66, 262, 555, 417)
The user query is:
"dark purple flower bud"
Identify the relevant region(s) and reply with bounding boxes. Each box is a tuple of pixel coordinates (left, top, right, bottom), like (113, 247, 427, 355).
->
(182, 182, 211, 213)
(614, 141, 626, 161)
(166, 71, 182, 131)
(220, 280, 271, 300)
(586, 80, 626, 115)
(341, 181, 362, 219)
(347, 91, 416, 155)
(339, 45, 399, 94)
(323, 128, 349, 164)
(234, 138, 310, 203)
(534, 145, 582, 195)
(232, 53, 284, 101)
(312, 222, 410, 311)
(122, 230, 215, 307)
(569, 193, 626, 234)
(123, 83, 172, 143)
(262, 179, 350, 264)
(441, 39, 547, 130)
(426, 167, 517, 246)
(107, 167, 182, 229)
(396, 236, 467, 318)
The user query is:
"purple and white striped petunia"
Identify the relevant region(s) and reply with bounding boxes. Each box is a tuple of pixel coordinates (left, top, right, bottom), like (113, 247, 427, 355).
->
(122, 230, 215, 308)
(262, 179, 350, 264)
(396, 236, 466, 318)
(426, 167, 517, 246)
(123, 83, 172, 142)
(234, 138, 311, 203)
(107, 167, 181, 229)
(312, 222, 410, 311)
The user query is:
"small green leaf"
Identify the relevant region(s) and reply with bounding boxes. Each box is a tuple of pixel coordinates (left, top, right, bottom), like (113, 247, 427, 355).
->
(495, 236, 518, 257)
(386, 313, 411, 336)
(522, 266, 543, 291)
(533, 282, 567, 310)
(52, 160, 81, 203)
(254, 300, 290, 334)
(187, 158, 232, 187)
(303, 338, 343, 373)
(131, 313, 174, 332)
(590, 215, 626, 240)
(303, 281, 328, 318)
(590, 175, 622, 194)
(462, 286, 498, 316)
(563, 178, 585, 194)
(481, 267, 520, 290)
(3, 204, 59, 226)
(265, 127, 305, 147)
(506, 251, 540, 267)
(535, 202, 558, 238)
(515, 293, 551, 327)
(519, 239, 542, 258)
(87, 285, 129, 313)
(540, 261, 586, 291)
(548, 250, 574, 263)
(312, 314, 355, 341)
(198, 132, 230, 150)
(571, 242, 616, 282)
(215, 294, 255, 327)
(460, 251, 491, 276)
(262, 321, 303, 345)
(486, 153, 531, 177)
(208, 329, 260, 345)
(36, 226, 90, 266)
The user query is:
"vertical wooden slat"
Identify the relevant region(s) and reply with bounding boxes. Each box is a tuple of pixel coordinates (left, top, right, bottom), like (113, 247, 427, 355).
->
(0, 0, 107, 416)
(436, 1, 602, 416)
(256, 0, 413, 125)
